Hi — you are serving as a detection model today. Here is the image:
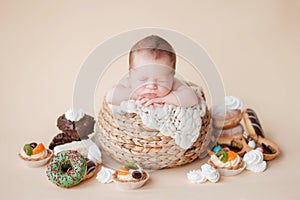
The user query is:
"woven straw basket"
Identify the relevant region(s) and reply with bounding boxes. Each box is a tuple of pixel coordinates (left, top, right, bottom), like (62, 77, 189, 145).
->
(97, 91, 211, 170)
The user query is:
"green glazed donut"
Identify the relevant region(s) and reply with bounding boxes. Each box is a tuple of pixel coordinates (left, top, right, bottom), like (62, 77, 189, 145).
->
(46, 150, 87, 188)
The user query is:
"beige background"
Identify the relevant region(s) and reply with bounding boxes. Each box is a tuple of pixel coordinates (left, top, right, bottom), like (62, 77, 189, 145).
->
(1, 0, 299, 199)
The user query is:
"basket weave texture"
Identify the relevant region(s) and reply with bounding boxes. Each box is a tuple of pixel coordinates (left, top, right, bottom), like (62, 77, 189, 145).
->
(97, 92, 211, 169)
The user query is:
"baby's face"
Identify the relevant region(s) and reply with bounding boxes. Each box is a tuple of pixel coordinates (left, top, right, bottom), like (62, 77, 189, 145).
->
(130, 53, 175, 99)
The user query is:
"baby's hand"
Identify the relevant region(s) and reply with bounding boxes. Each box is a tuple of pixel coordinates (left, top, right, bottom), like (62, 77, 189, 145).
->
(139, 97, 165, 107)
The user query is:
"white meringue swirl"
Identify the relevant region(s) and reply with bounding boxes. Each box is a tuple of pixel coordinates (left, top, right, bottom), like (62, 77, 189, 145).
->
(65, 108, 85, 122)
(96, 167, 116, 183)
(225, 96, 243, 111)
(87, 144, 102, 164)
(187, 169, 207, 184)
(243, 150, 267, 173)
(201, 164, 220, 183)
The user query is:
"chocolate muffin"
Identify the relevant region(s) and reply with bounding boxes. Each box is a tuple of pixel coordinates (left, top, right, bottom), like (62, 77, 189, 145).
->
(49, 109, 95, 150)
(57, 114, 95, 139)
(49, 132, 81, 150)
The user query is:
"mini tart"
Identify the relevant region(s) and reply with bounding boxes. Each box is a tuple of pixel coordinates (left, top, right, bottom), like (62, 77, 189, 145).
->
(112, 171, 148, 183)
(18, 149, 52, 162)
(112, 163, 150, 189)
(208, 150, 245, 176)
(112, 171, 149, 190)
(19, 149, 53, 167)
(210, 161, 246, 176)
(209, 158, 244, 170)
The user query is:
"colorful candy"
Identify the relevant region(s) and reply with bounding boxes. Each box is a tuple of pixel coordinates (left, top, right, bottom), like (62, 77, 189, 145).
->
(32, 143, 45, 155)
(213, 146, 222, 153)
(215, 150, 228, 163)
(227, 151, 237, 161)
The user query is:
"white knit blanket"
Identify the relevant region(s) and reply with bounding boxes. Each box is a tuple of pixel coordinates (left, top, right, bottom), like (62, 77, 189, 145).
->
(108, 86, 207, 149)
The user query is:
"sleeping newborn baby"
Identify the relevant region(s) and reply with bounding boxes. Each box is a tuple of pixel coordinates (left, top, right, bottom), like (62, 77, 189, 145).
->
(106, 35, 199, 108)
(105, 35, 207, 149)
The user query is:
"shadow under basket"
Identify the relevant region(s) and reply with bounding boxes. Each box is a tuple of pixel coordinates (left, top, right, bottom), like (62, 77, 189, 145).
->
(97, 93, 211, 170)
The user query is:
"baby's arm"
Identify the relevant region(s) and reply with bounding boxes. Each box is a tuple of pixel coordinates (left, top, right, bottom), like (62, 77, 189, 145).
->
(105, 81, 132, 105)
(143, 80, 199, 107)
(168, 85, 199, 107)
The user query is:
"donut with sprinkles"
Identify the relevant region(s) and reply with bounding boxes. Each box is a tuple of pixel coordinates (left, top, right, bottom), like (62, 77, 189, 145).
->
(46, 150, 86, 188)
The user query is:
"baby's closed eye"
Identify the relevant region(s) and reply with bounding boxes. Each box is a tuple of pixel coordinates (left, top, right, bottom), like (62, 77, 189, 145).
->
(138, 78, 147, 82)
(158, 80, 168, 83)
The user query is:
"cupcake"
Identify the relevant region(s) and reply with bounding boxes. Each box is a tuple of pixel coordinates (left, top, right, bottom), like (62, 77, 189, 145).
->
(49, 108, 95, 150)
(208, 149, 245, 176)
(112, 162, 150, 189)
(18, 142, 53, 167)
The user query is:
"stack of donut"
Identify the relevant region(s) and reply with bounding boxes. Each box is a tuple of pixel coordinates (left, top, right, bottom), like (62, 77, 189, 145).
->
(212, 96, 280, 161)
(212, 96, 244, 147)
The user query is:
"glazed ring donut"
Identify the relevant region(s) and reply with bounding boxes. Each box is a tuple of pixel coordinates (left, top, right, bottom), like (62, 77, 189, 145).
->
(46, 150, 87, 188)
(213, 109, 242, 129)
(217, 124, 244, 145)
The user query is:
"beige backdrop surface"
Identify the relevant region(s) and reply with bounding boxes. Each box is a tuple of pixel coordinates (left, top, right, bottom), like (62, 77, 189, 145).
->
(1, 0, 299, 199)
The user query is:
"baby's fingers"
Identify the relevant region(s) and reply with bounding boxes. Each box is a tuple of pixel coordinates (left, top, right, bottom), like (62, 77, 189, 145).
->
(144, 99, 155, 107)
(139, 98, 149, 105)
(154, 103, 164, 107)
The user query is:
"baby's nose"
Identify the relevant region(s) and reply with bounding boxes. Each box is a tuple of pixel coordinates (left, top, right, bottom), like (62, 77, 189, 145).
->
(145, 82, 158, 89)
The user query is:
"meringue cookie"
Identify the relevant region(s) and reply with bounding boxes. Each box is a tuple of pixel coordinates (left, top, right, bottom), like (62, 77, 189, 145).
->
(65, 108, 85, 122)
(87, 144, 102, 164)
(243, 150, 267, 173)
(96, 167, 116, 183)
(225, 96, 243, 111)
(186, 169, 207, 184)
(201, 164, 220, 183)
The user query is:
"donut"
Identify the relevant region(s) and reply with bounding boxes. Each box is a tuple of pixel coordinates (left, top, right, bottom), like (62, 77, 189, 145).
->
(217, 124, 244, 145)
(213, 109, 242, 129)
(46, 150, 87, 188)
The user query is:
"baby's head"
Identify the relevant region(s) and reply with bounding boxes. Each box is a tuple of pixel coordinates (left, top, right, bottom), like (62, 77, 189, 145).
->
(129, 35, 176, 99)
(129, 35, 176, 70)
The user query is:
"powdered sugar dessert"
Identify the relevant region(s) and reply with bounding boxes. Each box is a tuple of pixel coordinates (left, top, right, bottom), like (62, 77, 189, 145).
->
(112, 162, 149, 189)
